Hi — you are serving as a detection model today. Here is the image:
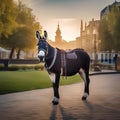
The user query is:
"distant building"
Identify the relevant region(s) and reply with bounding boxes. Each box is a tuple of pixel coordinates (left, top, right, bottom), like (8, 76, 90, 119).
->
(55, 24, 62, 44)
(54, 24, 67, 49)
(100, 0, 120, 19)
(79, 19, 100, 55)
(48, 19, 100, 55)
(0, 47, 26, 59)
(46, 1, 120, 63)
(0, 47, 10, 59)
(48, 24, 77, 50)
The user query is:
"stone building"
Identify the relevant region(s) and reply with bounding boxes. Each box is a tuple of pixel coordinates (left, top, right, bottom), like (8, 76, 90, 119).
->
(48, 19, 100, 55)
(55, 24, 62, 44)
(76, 19, 100, 57)
(100, 0, 120, 19)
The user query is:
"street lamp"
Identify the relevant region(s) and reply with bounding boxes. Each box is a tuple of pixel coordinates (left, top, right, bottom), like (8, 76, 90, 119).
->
(93, 29, 98, 70)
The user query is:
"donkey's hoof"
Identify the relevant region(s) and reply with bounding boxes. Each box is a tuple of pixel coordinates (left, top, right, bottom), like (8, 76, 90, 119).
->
(52, 97, 59, 105)
(82, 93, 88, 100)
(82, 96, 87, 101)
(52, 100, 59, 105)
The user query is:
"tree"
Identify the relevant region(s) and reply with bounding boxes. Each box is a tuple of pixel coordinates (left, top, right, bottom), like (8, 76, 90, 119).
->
(99, 18, 113, 50)
(12, 2, 38, 59)
(99, 5, 120, 51)
(1, 26, 36, 58)
(0, 0, 41, 59)
(14, 2, 40, 58)
(0, 0, 18, 37)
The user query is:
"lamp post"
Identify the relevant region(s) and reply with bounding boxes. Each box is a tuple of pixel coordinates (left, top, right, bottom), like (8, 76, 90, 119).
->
(93, 29, 98, 70)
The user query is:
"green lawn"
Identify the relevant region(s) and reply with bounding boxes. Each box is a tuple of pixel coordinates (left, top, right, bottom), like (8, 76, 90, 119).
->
(0, 71, 82, 94)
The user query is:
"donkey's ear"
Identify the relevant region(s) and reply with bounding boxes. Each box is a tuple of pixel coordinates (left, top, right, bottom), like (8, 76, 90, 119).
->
(44, 30, 48, 39)
(36, 31, 41, 40)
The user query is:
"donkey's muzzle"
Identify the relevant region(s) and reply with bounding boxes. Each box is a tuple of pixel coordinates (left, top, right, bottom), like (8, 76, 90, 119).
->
(38, 50, 45, 62)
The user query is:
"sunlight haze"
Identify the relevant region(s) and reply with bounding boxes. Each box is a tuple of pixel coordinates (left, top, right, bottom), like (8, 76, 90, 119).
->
(14, 0, 117, 41)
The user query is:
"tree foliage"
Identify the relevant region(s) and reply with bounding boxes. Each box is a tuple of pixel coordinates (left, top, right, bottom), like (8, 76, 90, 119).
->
(99, 6, 120, 51)
(0, 0, 18, 37)
(0, 0, 41, 59)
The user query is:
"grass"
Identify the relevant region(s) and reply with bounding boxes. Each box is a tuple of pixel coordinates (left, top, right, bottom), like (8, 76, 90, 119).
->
(0, 71, 82, 95)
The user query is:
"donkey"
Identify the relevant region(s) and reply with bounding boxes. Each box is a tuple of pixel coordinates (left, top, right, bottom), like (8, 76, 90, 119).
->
(36, 30, 90, 105)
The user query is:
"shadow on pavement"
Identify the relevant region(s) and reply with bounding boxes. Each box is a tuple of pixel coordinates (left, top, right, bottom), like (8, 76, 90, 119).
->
(50, 105, 75, 120)
(49, 100, 120, 120)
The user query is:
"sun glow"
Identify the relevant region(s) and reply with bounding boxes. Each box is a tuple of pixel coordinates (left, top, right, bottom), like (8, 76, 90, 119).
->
(43, 18, 80, 42)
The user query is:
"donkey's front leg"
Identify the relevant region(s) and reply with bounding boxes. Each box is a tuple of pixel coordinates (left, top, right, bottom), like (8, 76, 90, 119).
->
(48, 72, 60, 105)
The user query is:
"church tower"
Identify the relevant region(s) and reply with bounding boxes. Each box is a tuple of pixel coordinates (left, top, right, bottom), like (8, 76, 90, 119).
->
(55, 24, 62, 43)
(80, 20, 83, 36)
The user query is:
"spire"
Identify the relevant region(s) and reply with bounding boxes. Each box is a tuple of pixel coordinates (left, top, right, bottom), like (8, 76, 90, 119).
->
(56, 23, 61, 34)
(85, 22, 87, 29)
(80, 20, 83, 36)
(81, 20, 83, 32)
(55, 24, 62, 43)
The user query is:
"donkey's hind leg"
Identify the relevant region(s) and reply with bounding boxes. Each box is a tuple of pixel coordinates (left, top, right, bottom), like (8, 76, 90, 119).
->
(79, 68, 90, 100)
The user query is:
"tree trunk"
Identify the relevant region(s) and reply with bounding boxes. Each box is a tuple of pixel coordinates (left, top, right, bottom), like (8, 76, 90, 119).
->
(9, 47, 15, 59)
(17, 49, 21, 59)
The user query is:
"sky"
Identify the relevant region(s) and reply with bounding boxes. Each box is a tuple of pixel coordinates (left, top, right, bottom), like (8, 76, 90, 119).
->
(14, 0, 118, 41)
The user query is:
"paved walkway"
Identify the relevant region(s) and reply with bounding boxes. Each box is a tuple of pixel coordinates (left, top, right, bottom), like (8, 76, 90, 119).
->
(0, 74, 120, 120)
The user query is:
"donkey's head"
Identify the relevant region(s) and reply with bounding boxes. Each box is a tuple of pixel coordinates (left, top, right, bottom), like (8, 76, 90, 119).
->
(36, 30, 48, 62)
